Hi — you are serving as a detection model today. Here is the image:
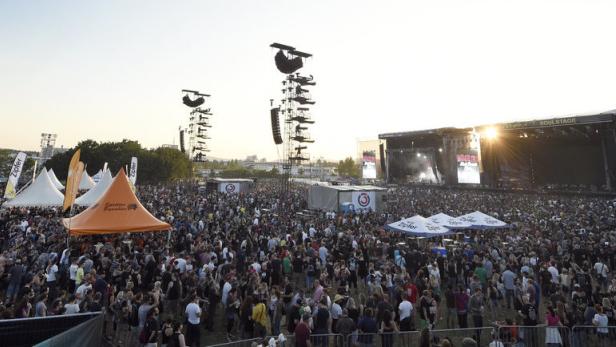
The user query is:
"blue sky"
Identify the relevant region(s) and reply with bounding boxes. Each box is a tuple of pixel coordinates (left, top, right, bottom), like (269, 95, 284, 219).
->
(1, 0, 615, 161)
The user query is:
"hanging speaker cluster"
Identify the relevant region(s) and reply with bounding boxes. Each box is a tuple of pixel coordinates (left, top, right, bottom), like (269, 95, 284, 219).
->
(271, 107, 283, 145)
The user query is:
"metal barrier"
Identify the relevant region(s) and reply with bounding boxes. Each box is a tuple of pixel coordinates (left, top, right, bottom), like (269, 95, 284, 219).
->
(205, 325, 616, 347)
(571, 325, 616, 347)
(497, 324, 571, 347)
(431, 327, 496, 346)
(0, 312, 103, 347)
(33, 313, 104, 347)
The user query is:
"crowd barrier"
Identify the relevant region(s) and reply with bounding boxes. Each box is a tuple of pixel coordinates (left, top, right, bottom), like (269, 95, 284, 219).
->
(0, 312, 102, 347)
(208, 325, 616, 347)
(33, 313, 104, 347)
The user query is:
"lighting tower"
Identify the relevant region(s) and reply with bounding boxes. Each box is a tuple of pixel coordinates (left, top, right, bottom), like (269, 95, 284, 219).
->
(40, 133, 57, 161)
(181, 89, 213, 162)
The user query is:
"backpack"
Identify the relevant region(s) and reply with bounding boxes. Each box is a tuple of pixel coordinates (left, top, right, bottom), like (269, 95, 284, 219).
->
(129, 304, 139, 327)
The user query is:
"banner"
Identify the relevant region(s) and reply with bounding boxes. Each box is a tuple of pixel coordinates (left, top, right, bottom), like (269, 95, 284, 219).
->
(63, 149, 81, 211)
(3, 152, 27, 199)
(351, 191, 376, 211)
(129, 157, 138, 185)
(219, 182, 240, 194)
(103, 162, 108, 172)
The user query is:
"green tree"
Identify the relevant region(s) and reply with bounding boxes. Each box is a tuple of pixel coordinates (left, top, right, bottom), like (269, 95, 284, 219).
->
(44, 139, 193, 183)
(336, 157, 361, 178)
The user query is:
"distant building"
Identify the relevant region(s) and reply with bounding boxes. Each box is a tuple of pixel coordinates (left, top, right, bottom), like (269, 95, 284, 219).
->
(161, 144, 179, 150)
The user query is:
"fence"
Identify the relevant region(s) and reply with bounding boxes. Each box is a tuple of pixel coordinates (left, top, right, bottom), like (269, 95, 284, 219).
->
(207, 325, 616, 347)
(0, 312, 103, 347)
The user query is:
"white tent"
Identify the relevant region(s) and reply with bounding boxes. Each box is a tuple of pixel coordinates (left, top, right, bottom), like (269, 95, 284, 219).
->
(2, 169, 64, 207)
(78, 170, 96, 191)
(386, 215, 452, 237)
(75, 170, 113, 206)
(428, 213, 473, 229)
(457, 211, 508, 229)
(91, 169, 103, 184)
(47, 168, 65, 190)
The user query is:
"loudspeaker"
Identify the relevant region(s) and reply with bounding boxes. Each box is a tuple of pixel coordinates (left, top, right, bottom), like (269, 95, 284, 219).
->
(271, 108, 283, 144)
(379, 143, 386, 173)
(179, 130, 185, 153)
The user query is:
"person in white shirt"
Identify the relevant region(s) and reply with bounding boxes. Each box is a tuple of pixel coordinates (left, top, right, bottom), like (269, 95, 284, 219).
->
(64, 295, 80, 315)
(174, 258, 187, 273)
(594, 260, 609, 290)
(222, 278, 233, 307)
(76, 282, 92, 304)
(399, 297, 413, 345)
(185, 295, 202, 346)
(69, 259, 79, 293)
(593, 305, 609, 338)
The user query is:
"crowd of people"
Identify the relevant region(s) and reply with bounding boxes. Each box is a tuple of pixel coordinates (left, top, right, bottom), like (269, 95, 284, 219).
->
(0, 181, 615, 347)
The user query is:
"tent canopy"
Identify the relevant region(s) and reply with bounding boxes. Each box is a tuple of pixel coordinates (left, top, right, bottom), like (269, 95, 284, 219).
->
(47, 168, 65, 190)
(78, 170, 96, 191)
(428, 213, 473, 229)
(2, 169, 64, 208)
(75, 170, 113, 206)
(91, 169, 103, 184)
(63, 168, 170, 236)
(386, 215, 452, 238)
(457, 211, 508, 229)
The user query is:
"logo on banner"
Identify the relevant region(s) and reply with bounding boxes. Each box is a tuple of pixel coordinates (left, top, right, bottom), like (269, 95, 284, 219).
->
(357, 192, 370, 207)
(225, 184, 236, 193)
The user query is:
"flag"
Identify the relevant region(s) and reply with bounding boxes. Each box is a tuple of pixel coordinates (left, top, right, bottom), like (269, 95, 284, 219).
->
(63, 149, 82, 211)
(3, 152, 27, 199)
(128, 157, 138, 192)
(129, 157, 138, 185)
(103, 162, 108, 172)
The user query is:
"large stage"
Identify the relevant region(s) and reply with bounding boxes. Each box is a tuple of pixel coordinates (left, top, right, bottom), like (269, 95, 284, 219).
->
(379, 111, 616, 190)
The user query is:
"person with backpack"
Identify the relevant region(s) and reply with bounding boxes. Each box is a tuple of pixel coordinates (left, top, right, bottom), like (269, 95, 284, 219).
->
(140, 307, 160, 347)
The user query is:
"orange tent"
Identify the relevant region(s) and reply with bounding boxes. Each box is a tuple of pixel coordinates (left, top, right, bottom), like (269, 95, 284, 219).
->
(63, 168, 171, 236)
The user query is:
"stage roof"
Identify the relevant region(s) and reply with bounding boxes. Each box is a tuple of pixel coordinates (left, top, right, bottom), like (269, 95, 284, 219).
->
(379, 110, 616, 140)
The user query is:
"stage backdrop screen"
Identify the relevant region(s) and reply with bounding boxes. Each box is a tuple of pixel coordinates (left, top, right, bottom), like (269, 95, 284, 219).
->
(362, 151, 377, 179)
(456, 153, 480, 184)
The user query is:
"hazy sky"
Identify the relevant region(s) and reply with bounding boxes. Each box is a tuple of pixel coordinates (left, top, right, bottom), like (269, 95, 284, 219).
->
(1, 0, 615, 161)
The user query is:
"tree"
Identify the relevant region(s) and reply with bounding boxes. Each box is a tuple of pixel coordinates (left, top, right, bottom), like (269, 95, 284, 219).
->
(44, 139, 193, 183)
(336, 157, 361, 178)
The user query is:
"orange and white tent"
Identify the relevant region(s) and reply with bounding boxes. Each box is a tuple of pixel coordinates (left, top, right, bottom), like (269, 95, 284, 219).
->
(63, 168, 171, 236)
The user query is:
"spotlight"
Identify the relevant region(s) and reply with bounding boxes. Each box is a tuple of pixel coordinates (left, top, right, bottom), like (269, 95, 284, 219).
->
(438, 148, 443, 153)
(416, 153, 421, 158)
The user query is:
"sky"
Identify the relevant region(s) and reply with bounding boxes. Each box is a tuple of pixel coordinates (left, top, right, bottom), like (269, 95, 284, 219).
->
(1, 0, 615, 161)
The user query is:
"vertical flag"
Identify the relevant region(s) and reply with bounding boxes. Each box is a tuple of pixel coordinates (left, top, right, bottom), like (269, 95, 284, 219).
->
(103, 162, 108, 173)
(3, 152, 26, 199)
(128, 157, 138, 192)
(63, 149, 81, 211)
(32, 160, 38, 183)
(129, 157, 138, 185)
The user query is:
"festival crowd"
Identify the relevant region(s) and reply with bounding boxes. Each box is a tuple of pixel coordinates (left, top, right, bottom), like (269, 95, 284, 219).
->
(0, 181, 616, 347)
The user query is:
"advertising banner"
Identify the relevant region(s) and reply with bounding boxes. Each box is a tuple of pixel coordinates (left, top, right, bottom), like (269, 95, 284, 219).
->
(3, 152, 27, 199)
(129, 157, 138, 185)
(351, 191, 375, 211)
(219, 182, 240, 194)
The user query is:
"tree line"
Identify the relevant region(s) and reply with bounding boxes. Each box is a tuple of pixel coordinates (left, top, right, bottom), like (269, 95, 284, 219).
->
(45, 140, 193, 184)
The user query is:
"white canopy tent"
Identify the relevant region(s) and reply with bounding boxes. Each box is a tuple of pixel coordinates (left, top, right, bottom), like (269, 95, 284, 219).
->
(78, 170, 96, 191)
(457, 211, 508, 229)
(47, 168, 65, 190)
(428, 213, 473, 229)
(386, 215, 452, 237)
(92, 169, 103, 184)
(2, 169, 64, 208)
(75, 170, 113, 206)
